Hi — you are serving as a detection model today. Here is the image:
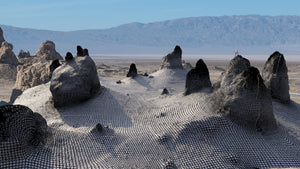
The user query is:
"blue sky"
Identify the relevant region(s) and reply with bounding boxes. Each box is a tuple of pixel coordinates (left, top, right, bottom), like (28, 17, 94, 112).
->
(1, 0, 300, 31)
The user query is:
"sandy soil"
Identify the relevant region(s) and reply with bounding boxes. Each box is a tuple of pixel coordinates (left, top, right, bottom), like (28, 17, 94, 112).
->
(1, 56, 300, 168)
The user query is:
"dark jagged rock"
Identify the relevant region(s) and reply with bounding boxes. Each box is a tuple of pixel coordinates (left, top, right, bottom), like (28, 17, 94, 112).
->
(161, 45, 183, 69)
(17, 50, 31, 58)
(77, 45, 83, 56)
(49, 59, 61, 78)
(65, 52, 73, 62)
(0, 27, 4, 46)
(116, 80, 122, 84)
(0, 105, 48, 145)
(262, 51, 290, 104)
(50, 59, 61, 72)
(83, 48, 89, 56)
(50, 55, 100, 107)
(222, 66, 277, 133)
(91, 123, 103, 133)
(126, 63, 138, 78)
(161, 88, 169, 95)
(184, 59, 212, 95)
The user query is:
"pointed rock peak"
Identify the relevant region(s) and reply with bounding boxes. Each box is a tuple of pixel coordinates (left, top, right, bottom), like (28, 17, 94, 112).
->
(195, 59, 209, 74)
(83, 48, 89, 56)
(127, 63, 138, 78)
(173, 45, 182, 55)
(77, 45, 83, 56)
(65, 52, 74, 62)
(35, 40, 62, 61)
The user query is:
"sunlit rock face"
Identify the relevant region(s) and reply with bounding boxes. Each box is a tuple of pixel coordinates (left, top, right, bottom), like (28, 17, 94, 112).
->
(50, 55, 100, 107)
(35, 40, 62, 61)
(221, 66, 277, 133)
(262, 51, 290, 104)
(161, 45, 183, 69)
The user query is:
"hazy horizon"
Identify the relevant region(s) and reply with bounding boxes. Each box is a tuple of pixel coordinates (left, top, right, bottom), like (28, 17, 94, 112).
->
(1, 0, 300, 31)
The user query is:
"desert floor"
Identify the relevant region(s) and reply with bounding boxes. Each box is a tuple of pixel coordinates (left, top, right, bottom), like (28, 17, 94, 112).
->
(1, 57, 300, 103)
(1, 56, 300, 168)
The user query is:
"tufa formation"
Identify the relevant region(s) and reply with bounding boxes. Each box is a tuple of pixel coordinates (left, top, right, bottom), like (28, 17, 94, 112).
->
(262, 51, 290, 104)
(126, 63, 138, 78)
(161, 45, 183, 69)
(184, 59, 212, 95)
(50, 55, 101, 107)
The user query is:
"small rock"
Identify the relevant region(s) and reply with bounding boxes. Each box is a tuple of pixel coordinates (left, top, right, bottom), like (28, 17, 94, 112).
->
(161, 88, 169, 95)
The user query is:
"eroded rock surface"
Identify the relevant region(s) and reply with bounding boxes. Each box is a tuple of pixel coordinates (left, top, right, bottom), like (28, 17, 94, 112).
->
(262, 51, 290, 104)
(35, 40, 62, 61)
(161, 45, 183, 69)
(50, 55, 100, 107)
(221, 67, 277, 133)
(184, 59, 212, 95)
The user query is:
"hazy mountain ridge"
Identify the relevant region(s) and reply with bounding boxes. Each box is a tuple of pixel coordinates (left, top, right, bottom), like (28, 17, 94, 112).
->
(1, 15, 300, 55)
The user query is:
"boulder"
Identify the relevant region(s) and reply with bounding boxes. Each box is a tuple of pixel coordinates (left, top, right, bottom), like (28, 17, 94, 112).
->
(126, 63, 137, 78)
(161, 45, 183, 69)
(17, 50, 31, 58)
(184, 59, 212, 95)
(0, 105, 48, 145)
(50, 55, 101, 107)
(262, 51, 290, 104)
(0, 41, 18, 65)
(49, 59, 61, 78)
(77, 45, 83, 56)
(222, 67, 277, 133)
(35, 40, 62, 61)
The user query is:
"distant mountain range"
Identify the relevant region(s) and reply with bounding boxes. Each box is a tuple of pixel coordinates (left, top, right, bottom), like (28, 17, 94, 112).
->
(1, 15, 300, 56)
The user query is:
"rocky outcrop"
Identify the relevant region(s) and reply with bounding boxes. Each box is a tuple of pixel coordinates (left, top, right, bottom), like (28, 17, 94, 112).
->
(0, 105, 49, 162)
(83, 48, 89, 56)
(17, 50, 31, 58)
(14, 61, 53, 92)
(221, 66, 277, 133)
(184, 59, 212, 95)
(0, 41, 18, 65)
(50, 55, 100, 107)
(0, 29, 18, 81)
(0, 64, 17, 80)
(214, 55, 250, 89)
(126, 63, 137, 78)
(65, 52, 74, 62)
(77, 45, 83, 56)
(35, 40, 62, 61)
(0, 27, 4, 45)
(262, 51, 290, 104)
(10, 41, 63, 103)
(161, 45, 183, 69)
